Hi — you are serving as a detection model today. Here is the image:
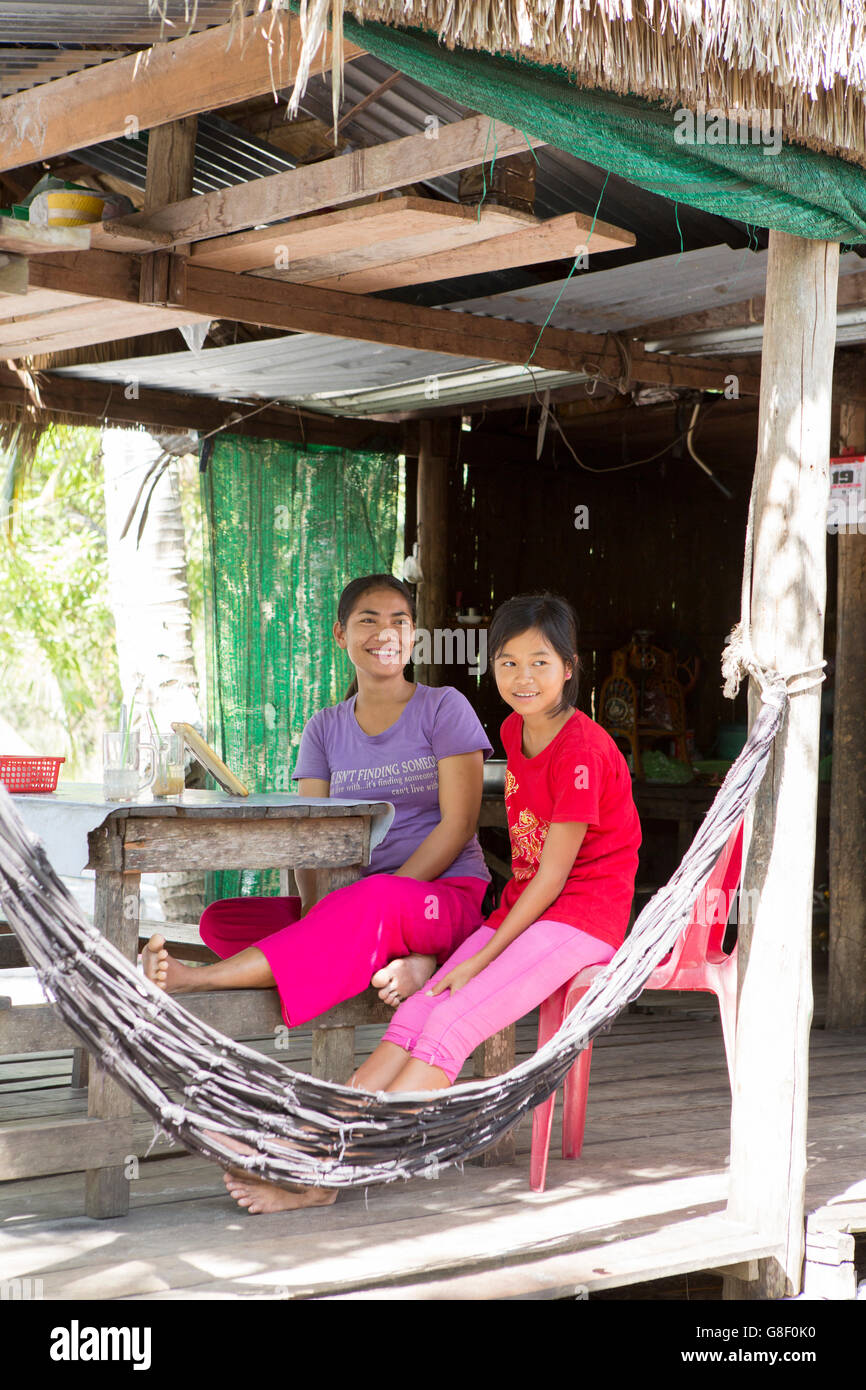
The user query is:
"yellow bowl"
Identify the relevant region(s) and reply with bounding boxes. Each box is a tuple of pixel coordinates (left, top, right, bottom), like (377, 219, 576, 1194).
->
(43, 190, 107, 226)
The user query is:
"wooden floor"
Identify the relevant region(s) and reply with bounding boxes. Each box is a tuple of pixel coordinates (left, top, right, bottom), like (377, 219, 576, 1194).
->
(1, 970, 864, 1301)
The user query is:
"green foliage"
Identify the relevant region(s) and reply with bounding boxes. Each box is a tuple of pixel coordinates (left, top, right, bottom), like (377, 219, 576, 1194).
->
(0, 425, 120, 776)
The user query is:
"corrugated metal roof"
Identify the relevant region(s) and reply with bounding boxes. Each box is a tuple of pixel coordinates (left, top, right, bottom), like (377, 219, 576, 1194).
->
(0, 1, 249, 94)
(452, 247, 866, 334)
(49, 330, 584, 414)
(72, 113, 297, 194)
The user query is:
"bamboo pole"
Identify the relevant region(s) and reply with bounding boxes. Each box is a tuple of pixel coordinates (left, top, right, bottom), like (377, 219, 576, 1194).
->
(725, 231, 839, 1300)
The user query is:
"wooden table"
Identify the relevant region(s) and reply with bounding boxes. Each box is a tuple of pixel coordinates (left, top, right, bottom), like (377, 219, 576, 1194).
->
(1, 790, 391, 1218)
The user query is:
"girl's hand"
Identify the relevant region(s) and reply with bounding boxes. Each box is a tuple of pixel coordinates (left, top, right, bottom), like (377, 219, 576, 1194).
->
(428, 955, 486, 997)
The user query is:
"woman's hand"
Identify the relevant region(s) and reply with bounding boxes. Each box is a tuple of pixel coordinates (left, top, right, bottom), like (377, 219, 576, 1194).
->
(428, 953, 487, 997)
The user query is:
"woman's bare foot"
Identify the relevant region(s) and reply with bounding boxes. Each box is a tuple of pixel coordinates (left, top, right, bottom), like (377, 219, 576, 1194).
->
(372, 953, 437, 1006)
(141, 934, 198, 993)
(222, 1171, 337, 1214)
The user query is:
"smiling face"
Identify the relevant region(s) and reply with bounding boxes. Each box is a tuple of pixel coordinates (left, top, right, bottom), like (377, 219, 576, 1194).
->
(493, 627, 574, 719)
(334, 586, 415, 682)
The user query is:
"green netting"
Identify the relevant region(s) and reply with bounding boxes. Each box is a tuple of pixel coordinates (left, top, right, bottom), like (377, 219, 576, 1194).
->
(339, 16, 866, 242)
(200, 432, 399, 900)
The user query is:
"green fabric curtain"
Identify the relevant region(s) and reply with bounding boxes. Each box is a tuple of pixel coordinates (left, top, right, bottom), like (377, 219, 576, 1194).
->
(200, 432, 399, 899)
(339, 16, 866, 242)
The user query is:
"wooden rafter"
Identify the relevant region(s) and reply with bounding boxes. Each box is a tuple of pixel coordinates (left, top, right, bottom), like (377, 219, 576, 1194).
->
(0, 12, 364, 172)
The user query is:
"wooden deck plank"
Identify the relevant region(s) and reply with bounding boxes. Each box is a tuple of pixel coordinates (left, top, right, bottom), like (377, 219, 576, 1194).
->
(1, 990, 862, 1300)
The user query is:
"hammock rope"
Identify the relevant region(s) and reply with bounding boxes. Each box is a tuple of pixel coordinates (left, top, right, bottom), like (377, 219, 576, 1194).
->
(0, 664, 790, 1190)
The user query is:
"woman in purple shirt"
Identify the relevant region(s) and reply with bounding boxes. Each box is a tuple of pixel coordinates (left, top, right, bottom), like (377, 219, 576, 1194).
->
(143, 572, 491, 1065)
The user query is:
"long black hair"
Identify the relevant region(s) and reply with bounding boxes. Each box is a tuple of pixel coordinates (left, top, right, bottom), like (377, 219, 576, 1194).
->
(488, 592, 581, 716)
(337, 574, 416, 700)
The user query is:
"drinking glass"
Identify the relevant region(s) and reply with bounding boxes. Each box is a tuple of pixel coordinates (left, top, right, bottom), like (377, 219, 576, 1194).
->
(153, 733, 185, 798)
(103, 731, 156, 802)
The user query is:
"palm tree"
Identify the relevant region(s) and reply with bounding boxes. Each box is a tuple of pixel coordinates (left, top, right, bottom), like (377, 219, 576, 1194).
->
(101, 426, 205, 924)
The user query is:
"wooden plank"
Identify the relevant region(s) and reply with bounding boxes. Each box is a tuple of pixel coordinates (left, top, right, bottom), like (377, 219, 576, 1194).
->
(0, 252, 28, 296)
(310, 210, 635, 294)
(0, 13, 363, 171)
(191, 196, 537, 274)
(726, 232, 840, 1300)
(325, 1216, 776, 1300)
(0, 286, 92, 320)
(0, 1117, 134, 1180)
(0, 221, 90, 256)
(110, 117, 545, 248)
(108, 815, 369, 873)
(0, 299, 211, 359)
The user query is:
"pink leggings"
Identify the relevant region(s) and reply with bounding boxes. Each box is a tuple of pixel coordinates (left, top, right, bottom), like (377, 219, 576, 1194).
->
(382, 919, 616, 1083)
(199, 873, 487, 1028)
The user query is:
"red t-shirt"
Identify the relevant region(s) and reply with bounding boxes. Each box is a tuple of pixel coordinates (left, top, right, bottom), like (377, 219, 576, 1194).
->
(486, 708, 642, 949)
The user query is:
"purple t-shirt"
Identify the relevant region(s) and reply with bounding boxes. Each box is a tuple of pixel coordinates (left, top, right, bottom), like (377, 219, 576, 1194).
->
(293, 683, 492, 880)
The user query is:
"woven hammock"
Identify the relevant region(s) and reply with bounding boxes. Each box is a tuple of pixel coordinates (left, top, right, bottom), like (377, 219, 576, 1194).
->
(0, 673, 786, 1191)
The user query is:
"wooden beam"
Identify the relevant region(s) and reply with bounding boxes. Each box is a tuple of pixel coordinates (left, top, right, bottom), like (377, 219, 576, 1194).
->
(191, 196, 538, 275)
(307, 210, 635, 294)
(161, 254, 763, 391)
(102, 117, 546, 249)
(0, 364, 401, 450)
(25, 248, 764, 392)
(725, 231, 839, 1300)
(828, 397, 866, 1029)
(0, 12, 363, 171)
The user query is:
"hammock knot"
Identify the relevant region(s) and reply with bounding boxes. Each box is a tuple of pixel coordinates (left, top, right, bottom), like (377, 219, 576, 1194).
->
(721, 624, 792, 708)
(160, 1102, 187, 1128)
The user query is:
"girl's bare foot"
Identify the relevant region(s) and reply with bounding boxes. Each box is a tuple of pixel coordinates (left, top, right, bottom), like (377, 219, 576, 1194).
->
(222, 1171, 337, 1214)
(372, 953, 437, 1006)
(141, 934, 198, 993)
(202, 1128, 337, 1215)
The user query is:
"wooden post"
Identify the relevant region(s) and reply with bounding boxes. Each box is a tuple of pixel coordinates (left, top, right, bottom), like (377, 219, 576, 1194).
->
(143, 116, 198, 214)
(85, 866, 139, 1218)
(828, 397, 866, 1028)
(416, 418, 451, 686)
(724, 232, 839, 1299)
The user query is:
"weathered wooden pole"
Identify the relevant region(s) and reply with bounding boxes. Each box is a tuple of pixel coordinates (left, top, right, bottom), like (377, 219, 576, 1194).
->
(416, 417, 451, 686)
(828, 395, 866, 1028)
(143, 115, 198, 214)
(724, 231, 839, 1299)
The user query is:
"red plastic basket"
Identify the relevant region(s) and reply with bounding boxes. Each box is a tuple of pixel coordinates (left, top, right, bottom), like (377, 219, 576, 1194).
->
(0, 755, 65, 793)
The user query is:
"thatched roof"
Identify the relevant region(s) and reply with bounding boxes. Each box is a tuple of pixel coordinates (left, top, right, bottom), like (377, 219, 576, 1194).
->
(289, 0, 866, 165)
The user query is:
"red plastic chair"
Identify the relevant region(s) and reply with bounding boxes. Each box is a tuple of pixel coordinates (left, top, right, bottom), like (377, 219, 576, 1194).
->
(530, 819, 744, 1192)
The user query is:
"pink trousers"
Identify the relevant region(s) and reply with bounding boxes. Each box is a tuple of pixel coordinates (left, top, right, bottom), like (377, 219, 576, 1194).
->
(382, 918, 616, 1083)
(199, 873, 487, 1028)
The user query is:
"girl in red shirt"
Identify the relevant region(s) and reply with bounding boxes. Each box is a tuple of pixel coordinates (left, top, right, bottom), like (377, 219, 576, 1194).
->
(224, 592, 641, 1213)
(350, 591, 642, 1095)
